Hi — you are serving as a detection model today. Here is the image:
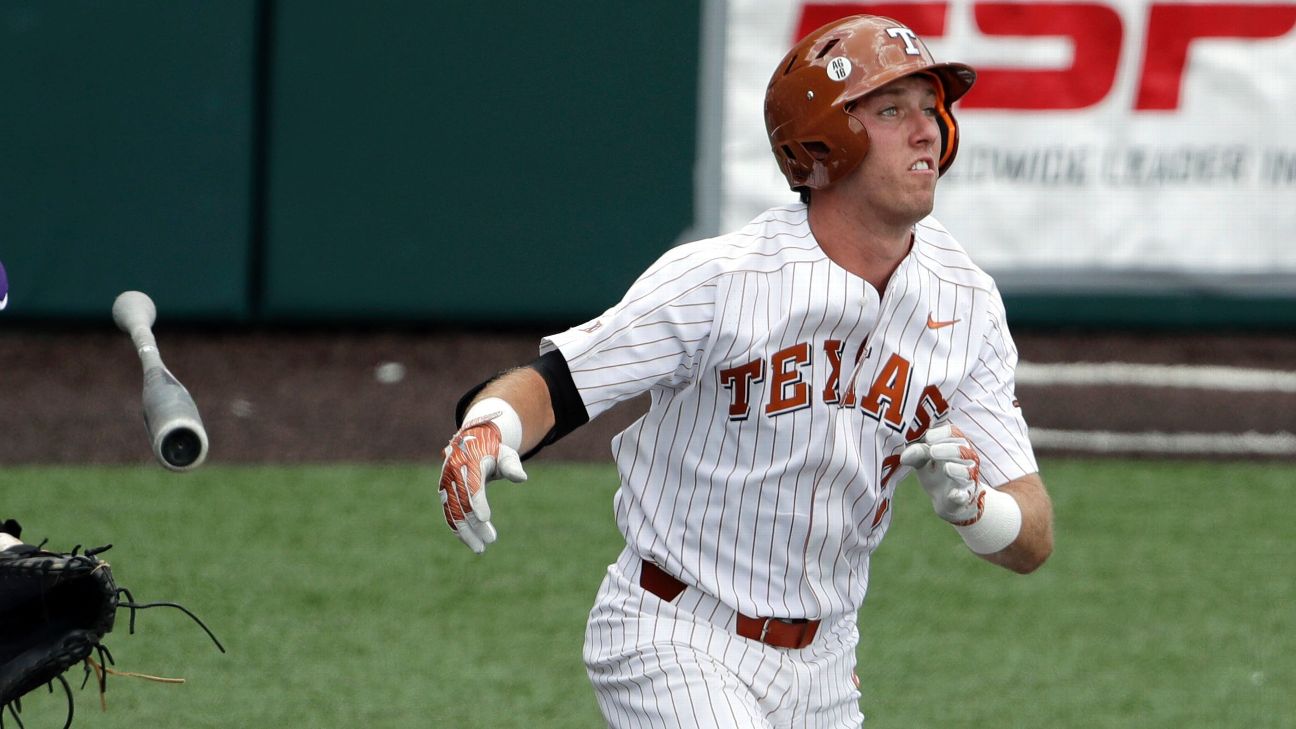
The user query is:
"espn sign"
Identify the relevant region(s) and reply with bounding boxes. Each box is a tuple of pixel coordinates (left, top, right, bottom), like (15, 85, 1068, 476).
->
(719, 0, 1296, 283)
(796, 2, 1296, 110)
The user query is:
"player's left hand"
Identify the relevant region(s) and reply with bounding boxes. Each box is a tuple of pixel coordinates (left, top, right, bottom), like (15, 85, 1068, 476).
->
(899, 424, 985, 525)
(438, 421, 528, 554)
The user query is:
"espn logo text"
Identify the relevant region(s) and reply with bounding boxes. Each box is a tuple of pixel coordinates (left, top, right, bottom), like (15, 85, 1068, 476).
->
(798, 2, 1296, 110)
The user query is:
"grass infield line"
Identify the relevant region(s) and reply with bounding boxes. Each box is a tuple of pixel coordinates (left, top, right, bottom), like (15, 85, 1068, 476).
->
(1030, 428, 1296, 456)
(1016, 361, 1296, 393)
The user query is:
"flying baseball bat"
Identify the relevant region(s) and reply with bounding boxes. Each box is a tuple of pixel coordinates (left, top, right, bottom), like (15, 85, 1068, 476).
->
(112, 291, 209, 471)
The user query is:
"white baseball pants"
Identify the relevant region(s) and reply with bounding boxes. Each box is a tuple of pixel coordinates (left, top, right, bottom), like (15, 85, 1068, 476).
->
(583, 547, 865, 728)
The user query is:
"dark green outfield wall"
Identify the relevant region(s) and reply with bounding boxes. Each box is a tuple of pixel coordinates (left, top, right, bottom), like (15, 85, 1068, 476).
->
(0, 1, 258, 319)
(1, 1, 698, 325)
(261, 2, 699, 323)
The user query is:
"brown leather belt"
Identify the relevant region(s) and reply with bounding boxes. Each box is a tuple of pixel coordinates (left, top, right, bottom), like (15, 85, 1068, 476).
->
(639, 560, 820, 650)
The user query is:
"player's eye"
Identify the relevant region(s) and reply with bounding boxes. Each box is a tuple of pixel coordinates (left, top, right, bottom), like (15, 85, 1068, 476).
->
(879, 106, 898, 117)
(923, 106, 938, 117)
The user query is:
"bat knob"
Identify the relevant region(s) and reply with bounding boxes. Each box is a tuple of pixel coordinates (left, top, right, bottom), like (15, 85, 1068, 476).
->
(113, 290, 157, 332)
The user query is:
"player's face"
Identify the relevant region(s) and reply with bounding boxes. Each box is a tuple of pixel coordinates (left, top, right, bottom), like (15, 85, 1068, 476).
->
(840, 75, 942, 227)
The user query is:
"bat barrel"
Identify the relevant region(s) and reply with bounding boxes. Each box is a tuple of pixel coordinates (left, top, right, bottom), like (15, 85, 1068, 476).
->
(159, 427, 206, 469)
(142, 366, 209, 471)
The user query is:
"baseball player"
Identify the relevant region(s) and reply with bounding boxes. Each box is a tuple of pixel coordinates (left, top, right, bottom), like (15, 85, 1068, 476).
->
(438, 15, 1053, 727)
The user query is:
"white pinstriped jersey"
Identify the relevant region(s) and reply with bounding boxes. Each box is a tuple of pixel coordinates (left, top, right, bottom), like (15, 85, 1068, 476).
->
(543, 203, 1036, 619)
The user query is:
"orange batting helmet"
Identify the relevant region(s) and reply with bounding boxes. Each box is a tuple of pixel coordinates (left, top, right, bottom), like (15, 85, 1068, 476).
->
(764, 15, 976, 192)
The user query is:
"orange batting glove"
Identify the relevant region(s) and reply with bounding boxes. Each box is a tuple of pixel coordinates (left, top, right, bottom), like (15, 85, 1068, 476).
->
(899, 424, 984, 525)
(438, 419, 528, 554)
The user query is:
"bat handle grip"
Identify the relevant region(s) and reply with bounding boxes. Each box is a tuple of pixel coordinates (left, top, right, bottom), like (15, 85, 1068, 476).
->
(130, 328, 164, 370)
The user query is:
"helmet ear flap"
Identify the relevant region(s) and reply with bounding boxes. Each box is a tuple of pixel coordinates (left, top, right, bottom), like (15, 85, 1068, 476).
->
(801, 141, 832, 161)
(776, 142, 810, 187)
(778, 139, 837, 188)
(791, 136, 866, 189)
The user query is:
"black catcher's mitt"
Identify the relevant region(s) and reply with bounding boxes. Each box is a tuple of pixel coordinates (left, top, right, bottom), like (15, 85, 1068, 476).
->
(0, 519, 224, 728)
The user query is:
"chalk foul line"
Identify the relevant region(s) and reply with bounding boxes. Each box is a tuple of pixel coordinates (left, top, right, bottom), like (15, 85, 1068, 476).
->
(1015, 361, 1296, 394)
(1029, 429, 1296, 456)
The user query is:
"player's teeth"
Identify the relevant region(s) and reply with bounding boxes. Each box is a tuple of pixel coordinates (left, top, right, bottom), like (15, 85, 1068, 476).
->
(911, 161, 930, 171)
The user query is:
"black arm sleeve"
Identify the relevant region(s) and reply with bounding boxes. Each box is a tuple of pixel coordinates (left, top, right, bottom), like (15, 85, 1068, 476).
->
(453, 349, 590, 460)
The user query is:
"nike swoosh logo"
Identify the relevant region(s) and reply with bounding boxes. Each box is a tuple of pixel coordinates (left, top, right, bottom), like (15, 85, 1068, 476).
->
(926, 314, 960, 329)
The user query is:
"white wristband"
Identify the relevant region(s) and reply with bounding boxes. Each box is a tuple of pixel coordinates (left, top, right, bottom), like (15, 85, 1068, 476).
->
(0, 533, 22, 551)
(954, 487, 1022, 555)
(463, 397, 524, 452)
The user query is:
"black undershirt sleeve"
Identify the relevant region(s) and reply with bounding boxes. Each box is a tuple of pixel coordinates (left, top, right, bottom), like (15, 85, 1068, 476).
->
(454, 349, 590, 460)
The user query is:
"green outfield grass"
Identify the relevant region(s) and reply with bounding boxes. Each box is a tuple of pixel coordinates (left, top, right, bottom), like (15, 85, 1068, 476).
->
(1, 459, 1292, 728)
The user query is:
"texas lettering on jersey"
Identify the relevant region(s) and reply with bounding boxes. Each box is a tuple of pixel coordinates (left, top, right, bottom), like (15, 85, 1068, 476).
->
(718, 338, 958, 539)
(719, 342, 950, 443)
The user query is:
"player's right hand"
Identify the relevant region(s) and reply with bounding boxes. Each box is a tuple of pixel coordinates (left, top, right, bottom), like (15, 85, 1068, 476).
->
(438, 421, 528, 554)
